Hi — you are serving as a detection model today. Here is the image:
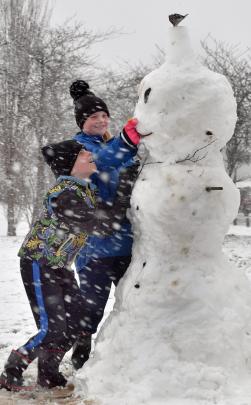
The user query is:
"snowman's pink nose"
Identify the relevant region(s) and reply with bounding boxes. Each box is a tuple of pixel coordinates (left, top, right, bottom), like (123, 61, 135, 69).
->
(127, 118, 138, 127)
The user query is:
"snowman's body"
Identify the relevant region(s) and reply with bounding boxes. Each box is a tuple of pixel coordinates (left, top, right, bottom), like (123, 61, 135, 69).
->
(78, 27, 251, 405)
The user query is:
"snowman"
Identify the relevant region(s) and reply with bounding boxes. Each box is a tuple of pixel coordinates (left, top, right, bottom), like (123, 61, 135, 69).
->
(78, 15, 251, 405)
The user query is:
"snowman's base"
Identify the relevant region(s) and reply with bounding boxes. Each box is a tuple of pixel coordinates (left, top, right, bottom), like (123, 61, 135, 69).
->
(82, 394, 251, 405)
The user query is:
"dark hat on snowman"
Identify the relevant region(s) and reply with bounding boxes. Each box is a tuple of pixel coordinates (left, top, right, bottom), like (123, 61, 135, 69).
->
(41, 139, 83, 178)
(70, 80, 110, 129)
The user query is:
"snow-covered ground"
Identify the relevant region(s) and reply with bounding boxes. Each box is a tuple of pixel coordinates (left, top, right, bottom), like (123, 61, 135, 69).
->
(0, 225, 250, 403)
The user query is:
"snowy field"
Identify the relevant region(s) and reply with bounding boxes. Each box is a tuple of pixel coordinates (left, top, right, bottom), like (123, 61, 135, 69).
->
(0, 221, 251, 403)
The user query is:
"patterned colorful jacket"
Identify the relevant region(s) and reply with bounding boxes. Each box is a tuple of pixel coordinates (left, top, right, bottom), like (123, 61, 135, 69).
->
(18, 174, 133, 269)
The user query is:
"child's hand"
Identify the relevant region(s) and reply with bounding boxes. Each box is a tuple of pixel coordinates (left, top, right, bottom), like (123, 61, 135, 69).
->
(121, 118, 141, 147)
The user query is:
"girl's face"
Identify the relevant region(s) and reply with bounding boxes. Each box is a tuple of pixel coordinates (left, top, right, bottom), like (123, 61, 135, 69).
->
(71, 150, 97, 179)
(82, 111, 109, 136)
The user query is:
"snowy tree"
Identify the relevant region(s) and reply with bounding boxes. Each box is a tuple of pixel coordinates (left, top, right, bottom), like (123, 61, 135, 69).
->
(0, 0, 50, 235)
(202, 37, 251, 180)
(0, 0, 118, 233)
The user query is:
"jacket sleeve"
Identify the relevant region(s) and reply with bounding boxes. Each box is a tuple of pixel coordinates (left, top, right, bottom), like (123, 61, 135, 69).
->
(93, 136, 137, 171)
(52, 165, 139, 236)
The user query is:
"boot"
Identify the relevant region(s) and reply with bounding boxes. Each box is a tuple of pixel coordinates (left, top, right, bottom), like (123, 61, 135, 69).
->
(37, 348, 67, 389)
(71, 333, 92, 370)
(0, 350, 31, 391)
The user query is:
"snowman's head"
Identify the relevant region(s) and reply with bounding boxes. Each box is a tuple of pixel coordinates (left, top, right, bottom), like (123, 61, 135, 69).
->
(134, 30, 237, 164)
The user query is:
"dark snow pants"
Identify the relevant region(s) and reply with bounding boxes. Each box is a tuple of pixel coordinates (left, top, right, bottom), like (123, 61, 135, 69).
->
(18, 257, 88, 361)
(78, 255, 131, 334)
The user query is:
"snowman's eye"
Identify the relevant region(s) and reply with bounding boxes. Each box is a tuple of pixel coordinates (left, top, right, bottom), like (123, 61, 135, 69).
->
(144, 88, 151, 103)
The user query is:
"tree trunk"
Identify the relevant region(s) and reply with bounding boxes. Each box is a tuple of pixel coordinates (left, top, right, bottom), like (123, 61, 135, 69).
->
(31, 59, 47, 224)
(6, 180, 16, 236)
(31, 151, 46, 223)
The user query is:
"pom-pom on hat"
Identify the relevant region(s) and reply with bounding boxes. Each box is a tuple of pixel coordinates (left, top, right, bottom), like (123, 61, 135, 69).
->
(41, 140, 83, 178)
(70, 80, 110, 129)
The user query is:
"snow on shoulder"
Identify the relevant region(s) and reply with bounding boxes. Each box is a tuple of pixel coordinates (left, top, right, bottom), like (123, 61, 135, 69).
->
(76, 15, 251, 405)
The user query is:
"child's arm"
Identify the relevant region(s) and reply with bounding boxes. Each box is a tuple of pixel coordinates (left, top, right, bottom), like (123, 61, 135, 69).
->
(93, 119, 141, 171)
(52, 166, 138, 235)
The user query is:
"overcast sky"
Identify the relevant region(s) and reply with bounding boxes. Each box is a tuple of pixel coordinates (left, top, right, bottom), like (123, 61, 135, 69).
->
(51, 0, 251, 67)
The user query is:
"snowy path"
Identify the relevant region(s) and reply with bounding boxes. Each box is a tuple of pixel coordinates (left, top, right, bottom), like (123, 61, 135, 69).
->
(0, 234, 250, 403)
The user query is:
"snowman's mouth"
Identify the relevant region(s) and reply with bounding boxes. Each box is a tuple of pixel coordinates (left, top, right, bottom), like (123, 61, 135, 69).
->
(140, 132, 153, 137)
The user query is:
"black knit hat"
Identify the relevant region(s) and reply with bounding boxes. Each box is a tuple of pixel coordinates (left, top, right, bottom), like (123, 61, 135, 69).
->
(70, 80, 110, 129)
(41, 140, 83, 178)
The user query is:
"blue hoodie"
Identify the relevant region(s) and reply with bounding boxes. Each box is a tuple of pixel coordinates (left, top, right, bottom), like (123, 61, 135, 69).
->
(73, 131, 137, 270)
